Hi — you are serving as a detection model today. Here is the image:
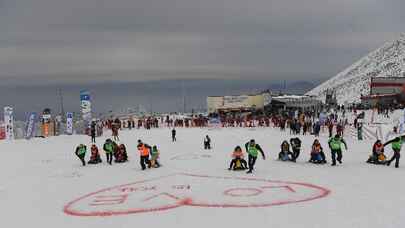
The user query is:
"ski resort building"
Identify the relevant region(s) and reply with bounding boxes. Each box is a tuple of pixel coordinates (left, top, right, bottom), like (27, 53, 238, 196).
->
(207, 92, 271, 114)
(268, 95, 322, 111)
(361, 77, 405, 108)
(370, 77, 405, 95)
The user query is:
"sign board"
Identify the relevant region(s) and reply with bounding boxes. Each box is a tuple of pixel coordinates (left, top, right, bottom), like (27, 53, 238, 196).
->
(222, 95, 250, 109)
(4, 106, 14, 140)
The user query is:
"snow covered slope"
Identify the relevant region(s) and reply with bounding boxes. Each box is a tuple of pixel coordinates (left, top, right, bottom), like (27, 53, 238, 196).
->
(307, 33, 405, 104)
(1, 127, 405, 228)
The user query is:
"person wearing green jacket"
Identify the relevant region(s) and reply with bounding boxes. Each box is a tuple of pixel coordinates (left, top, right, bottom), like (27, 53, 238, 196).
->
(103, 139, 115, 165)
(328, 134, 348, 166)
(75, 144, 87, 166)
(244, 139, 266, 174)
(383, 136, 404, 168)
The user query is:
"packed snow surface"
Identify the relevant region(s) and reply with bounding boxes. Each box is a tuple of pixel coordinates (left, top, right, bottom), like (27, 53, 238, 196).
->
(1, 127, 404, 228)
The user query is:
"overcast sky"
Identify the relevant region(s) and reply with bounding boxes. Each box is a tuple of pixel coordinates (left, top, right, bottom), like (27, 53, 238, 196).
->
(1, 0, 404, 86)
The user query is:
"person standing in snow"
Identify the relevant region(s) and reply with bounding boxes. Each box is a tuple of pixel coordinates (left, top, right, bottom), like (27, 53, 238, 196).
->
(328, 134, 348, 166)
(90, 121, 96, 143)
(75, 144, 87, 166)
(103, 139, 114, 165)
(138, 140, 152, 170)
(384, 136, 404, 168)
(204, 135, 211, 150)
(244, 139, 266, 174)
(172, 128, 177, 142)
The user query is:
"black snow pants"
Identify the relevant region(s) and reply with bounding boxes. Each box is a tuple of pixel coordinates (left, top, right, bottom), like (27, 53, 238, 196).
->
(388, 149, 401, 168)
(248, 155, 258, 172)
(331, 149, 342, 165)
(140, 155, 151, 170)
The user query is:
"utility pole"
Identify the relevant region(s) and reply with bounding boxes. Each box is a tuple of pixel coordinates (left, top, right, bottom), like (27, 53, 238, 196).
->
(182, 80, 186, 114)
(58, 88, 65, 122)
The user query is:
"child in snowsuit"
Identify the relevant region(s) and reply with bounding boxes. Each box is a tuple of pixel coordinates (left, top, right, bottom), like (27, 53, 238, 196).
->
(103, 139, 115, 165)
(290, 137, 302, 162)
(384, 136, 404, 168)
(309, 139, 326, 164)
(245, 139, 266, 174)
(204, 135, 211, 150)
(150, 145, 161, 168)
(138, 140, 152, 170)
(88, 144, 102, 164)
(278, 140, 293, 161)
(75, 144, 87, 166)
(328, 134, 348, 166)
(367, 140, 386, 164)
(228, 146, 248, 171)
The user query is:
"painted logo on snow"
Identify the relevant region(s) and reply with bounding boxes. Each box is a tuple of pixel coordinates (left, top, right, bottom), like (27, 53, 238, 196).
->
(64, 173, 330, 217)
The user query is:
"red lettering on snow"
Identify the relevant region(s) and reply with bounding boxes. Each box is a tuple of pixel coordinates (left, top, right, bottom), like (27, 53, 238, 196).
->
(89, 195, 128, 206)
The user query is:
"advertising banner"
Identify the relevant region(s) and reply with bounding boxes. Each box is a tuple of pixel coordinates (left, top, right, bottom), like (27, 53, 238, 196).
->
(0, 121, 5, 140)
(66, 112, 74, 135)
(80, 90, 92, 129)
(4, 106, 14, 140)
(25, 112, 37, 139)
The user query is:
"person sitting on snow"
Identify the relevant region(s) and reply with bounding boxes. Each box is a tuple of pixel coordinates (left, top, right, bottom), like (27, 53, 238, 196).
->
(278, 140, 293, 161)
(309, 139, 327, 164)
(88, 144, 102, 164)
(150, 145, 161, 168)
(228, 146, 248, 170)
(366, 140, 386, 164)
(115, 144, 128, 163)
(75, 144, 87, 166)
(290, 137, 302, 162)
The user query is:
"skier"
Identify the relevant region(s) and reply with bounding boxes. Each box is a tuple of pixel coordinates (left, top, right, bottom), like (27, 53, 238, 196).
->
(290, 137, 302, 162)
(204, 135, 211, 150)
(137, 140, 152, 170)
(88, 144, 102, 164)
(278, 140, 293, 161)
(172, 128, 177, 142)
(366, 140, 386, 165)
(328, 134, 348, 166)
(228, 146, 248, 171)
(309, 139, 326, 164)
(75, 144, 87, 166)
(244, 139, 266, 174)
(103, 139, 115, 165)
(383, 136, 404, 168)
(150, 145, 161, 168)
(90, 121, 96, 143)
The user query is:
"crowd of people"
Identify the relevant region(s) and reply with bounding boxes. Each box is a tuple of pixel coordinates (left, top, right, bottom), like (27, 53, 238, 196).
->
(75, 108, 403, 173)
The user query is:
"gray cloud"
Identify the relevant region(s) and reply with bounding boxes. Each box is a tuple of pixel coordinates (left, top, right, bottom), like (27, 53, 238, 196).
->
(0, 0, 404, 85)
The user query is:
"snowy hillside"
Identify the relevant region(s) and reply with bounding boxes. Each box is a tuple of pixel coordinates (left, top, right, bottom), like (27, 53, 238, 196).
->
(307, 33, 405, 104)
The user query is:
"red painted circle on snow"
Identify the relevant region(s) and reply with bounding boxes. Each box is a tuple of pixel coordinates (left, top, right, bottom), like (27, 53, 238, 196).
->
(64, 173, 331, 217)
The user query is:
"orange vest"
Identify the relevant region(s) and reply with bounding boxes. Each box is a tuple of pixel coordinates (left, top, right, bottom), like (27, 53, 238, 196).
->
(312, 144, 321, 153)
(138, 145, 149, 156)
